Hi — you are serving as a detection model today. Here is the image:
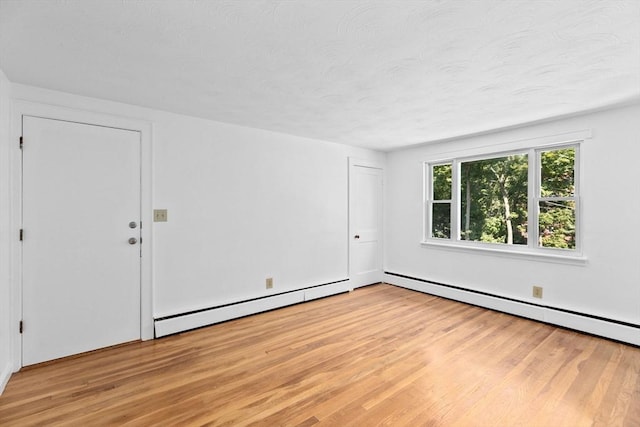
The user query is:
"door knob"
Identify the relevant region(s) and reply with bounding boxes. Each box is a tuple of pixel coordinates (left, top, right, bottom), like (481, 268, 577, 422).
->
(129, 221, 138, 229)
(354, 235, 360, 239)
(128, 237, 138, 245)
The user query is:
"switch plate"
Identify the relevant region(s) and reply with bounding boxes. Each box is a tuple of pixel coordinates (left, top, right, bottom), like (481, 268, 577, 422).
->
(154, 209, 168, 222)
(532, 286, 543, 299)
(266, 277, 273, 289)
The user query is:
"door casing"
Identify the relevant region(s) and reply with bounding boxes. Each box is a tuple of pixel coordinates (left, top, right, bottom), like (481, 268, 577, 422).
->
(10, 101, 154, 370)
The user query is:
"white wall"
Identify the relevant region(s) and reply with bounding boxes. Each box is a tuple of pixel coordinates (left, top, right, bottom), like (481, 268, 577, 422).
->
(0, 68, 12, 392)
(10, 84, 385, 321)
(152, 115, 368, 317)
(385, 103, 640, 330)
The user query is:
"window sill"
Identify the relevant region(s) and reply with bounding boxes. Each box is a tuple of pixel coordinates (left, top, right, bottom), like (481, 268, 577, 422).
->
(420, 240, 588, 265)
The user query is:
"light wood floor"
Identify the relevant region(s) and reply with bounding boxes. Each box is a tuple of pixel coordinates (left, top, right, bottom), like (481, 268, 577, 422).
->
(1, 284, 639, 426)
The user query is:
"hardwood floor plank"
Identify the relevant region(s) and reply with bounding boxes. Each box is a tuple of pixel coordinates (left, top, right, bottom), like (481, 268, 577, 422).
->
(1, 284, 638, 426)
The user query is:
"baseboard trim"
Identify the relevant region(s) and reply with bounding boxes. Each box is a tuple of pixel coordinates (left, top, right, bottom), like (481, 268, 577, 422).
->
(154, 280, 351, 337)
(0, 362, 12, 395)
(384, 272, 640, 346)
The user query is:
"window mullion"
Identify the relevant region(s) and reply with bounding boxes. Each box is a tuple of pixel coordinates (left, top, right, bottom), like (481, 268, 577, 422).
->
(451, 160, 460, 241)
(538, 196, 575, 202)
(574, 145, 581, 252)
(425, 200, 432, 241)
(528, 148, 537, 249)
(423, 163, 430, 241)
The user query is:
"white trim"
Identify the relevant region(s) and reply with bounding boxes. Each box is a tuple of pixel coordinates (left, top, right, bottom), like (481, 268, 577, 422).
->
(152, 277, 351, 319)
(527, 145, 537, 250)
(422, 164, 428, 241)
(10, 100, 154, 370)
(419, 239, 587, 265)
(304, 281, 352, 301)
(155, 281, 351, 337)
(348, 157, 385, 170)
(384, 273, 640, 346)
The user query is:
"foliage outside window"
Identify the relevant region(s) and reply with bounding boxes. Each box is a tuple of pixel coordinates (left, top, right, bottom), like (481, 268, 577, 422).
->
(429, 163, 452, 239)
(460, 154, 528, 245)
(425, 144, 578, 253)
(538, 148, 576, 249)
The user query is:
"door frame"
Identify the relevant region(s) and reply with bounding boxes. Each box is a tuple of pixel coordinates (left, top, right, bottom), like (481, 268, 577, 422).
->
(348, 157, 384, 288)
(10, 100, 154, 370)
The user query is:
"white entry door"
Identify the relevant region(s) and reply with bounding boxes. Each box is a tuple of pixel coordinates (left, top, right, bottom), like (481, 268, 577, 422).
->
(349, 160, 383, 288)
(22, 116, 141, 366)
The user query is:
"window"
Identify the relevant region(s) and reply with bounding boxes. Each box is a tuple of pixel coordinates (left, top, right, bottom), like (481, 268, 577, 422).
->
(459, 153, 529, 245)
(538, 147, 577, 249)
(424, 143, 579, 255)
(429, 163, 452, 239)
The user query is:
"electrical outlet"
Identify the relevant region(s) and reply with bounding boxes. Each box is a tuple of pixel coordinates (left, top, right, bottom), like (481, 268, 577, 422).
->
(266, 277, 273, 289)
(532, 286, 543, 299)
(154, 209, 168, 222)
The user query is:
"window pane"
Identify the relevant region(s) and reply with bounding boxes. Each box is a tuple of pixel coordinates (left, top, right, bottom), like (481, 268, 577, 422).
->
(541, 148, 575, 197)
(459, 154, 528, 245)
(431, 202, 451, 239)
(432, 164, 452, 200)
(539, 200, 576, 249)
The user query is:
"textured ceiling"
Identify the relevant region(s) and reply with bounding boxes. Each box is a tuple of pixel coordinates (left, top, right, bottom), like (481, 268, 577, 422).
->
(1, 0, 639, 151)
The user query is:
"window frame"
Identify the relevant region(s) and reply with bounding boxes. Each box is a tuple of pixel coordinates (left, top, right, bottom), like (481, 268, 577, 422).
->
(534, 145, 580, 252)
(426, 162, 453, 240)
(422, 137, 585, 262)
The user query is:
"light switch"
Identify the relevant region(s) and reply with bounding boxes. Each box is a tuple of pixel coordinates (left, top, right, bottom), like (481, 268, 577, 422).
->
(154, 209, 168, 222)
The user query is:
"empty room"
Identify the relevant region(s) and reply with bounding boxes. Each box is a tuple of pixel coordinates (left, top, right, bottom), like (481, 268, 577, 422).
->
(0, 0, 639, 425)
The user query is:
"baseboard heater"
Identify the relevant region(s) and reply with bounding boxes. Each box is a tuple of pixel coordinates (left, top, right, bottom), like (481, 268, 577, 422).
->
(154, 279, 351, 337)
(384, 272, 640, 347)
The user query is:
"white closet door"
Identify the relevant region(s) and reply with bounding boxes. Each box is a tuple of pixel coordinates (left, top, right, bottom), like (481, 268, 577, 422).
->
(349, 163, 383, 288)
(22, 116, 141, 366)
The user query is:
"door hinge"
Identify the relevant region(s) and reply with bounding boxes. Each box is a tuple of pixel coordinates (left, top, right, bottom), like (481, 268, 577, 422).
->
(19, 229, 23, 241)
(19, 320, 23, 334)
(19, 136, 23, 149)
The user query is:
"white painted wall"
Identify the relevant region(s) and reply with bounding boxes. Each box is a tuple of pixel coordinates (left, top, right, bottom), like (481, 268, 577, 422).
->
(0, 68, 12, 392)
(152, 115, 367, 317)
(385, 103, 640, 328)
(9, 84, 385, 322)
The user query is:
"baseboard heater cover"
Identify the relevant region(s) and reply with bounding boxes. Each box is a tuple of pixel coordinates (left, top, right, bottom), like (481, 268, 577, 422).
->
(154, 280, 351, 337)
(384, 272, 640, 347)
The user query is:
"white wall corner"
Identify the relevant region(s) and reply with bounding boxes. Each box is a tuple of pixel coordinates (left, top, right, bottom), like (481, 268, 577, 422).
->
(0, 68, 15, 392)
